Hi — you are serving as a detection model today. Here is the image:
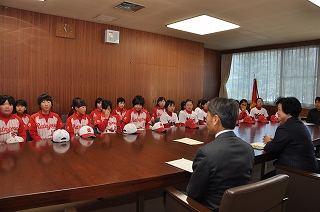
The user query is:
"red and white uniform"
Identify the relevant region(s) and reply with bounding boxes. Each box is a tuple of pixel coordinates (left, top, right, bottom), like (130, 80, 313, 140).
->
(178, 110, 198, 126)
(16, 113, 31, 129)
(238, 109, 249, 122)
(152, 106, 165, 119)
(122, 108, 151, 130)
(111, 107, 127, 121)
(90, 109, 103, 124)
(29, 111, 64, 141)
(249, 107, 269, 120)
(0, 114, 26, 142)
(66, 113, 92, 137)
(197, 109, 208, 125)
(95, 114, 121, 133)
(160, 111, 180, 128)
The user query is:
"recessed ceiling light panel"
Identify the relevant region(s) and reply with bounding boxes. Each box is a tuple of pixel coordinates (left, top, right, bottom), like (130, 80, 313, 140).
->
(309, 0, 320, 7)
(167, 15, 240, 35)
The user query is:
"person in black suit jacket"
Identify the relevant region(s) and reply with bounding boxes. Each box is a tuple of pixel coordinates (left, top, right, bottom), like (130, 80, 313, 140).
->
(186, 97, 255, 212)
(263, 97, 319, 175)
(306, 96, 320, 124)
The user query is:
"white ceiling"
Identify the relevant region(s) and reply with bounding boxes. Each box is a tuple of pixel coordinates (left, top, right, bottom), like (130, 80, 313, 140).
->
(1, 0, 320, 50)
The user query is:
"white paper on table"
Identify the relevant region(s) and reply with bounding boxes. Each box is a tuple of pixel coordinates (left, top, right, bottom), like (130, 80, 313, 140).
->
(303, 122, 315, 126)
(166, 158, 193, 173)
(251, 142, 266, 150)
(173, 137, 204, 145)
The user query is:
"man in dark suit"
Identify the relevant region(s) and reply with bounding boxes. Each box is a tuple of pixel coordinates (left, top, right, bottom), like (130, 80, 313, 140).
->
(187, 97, 254, 212)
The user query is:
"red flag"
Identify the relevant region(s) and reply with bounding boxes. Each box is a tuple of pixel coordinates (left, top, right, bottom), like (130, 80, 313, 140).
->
(250, 78, 259, 109)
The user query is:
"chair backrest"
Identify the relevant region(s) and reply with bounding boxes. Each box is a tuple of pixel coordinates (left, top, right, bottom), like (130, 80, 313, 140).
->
(219, 174, 289, 212)
(276, 163, 320, 212)
(165, 174, 289, 212)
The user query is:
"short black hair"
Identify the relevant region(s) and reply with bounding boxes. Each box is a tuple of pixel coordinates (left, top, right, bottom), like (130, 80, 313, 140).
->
(72, 97, 86, 108)
(239, 99, 248, 105)
(37, 94, 52, 105)
(0, 95, 15, 105)
(180, 101, 186, 110)
(207, 97, 239, 129)
(185, 99, 193, 105)
(117, 97, 126, 104)
(101, 100, 112, 110)
(157, 97, 166, 106)
(95, 98, 103, 108)
(165, 100, 175, 110)
(256, 98, 263, 104)
(315, 97, 320, 102)
(276, 97, 301, 117)
(200, 99, 208, 109)
(132, 95, 145, 107)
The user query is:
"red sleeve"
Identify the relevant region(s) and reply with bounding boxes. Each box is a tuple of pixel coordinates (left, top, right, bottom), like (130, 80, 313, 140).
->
(116, 115, 121, 133)
(145, 110, 151, 130)
(121, 110, 131, 129)
(238, 111, 247, 120)
(95, 115, 108, 132)
(87, 115, 93, 128)
(16, 116, 26, 141)
(111, 108, 117, 116)
(29, 114, 42, 141)
(65, 116, 74, 137)
(152, 107, 157, 119)
(55, 114, 64, 129)
(164, 123, 170, 128)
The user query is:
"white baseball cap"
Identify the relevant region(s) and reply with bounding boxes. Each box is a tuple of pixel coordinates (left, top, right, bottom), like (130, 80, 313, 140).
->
(52, 129, 70, 143)
(151, 122, 167, 133)
(79, 126, 96, 139)
(6, 136, 24, 144)
(123, 123, 141, 134)
(53, 142, 70, 153)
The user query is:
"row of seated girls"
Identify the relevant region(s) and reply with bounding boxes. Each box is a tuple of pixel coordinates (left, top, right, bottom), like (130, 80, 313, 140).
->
(0, 94, 209, 143)
(237, 98, 278, 123)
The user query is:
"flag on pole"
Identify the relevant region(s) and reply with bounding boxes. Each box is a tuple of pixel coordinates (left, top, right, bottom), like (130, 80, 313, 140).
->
(250, 78, 259, 109)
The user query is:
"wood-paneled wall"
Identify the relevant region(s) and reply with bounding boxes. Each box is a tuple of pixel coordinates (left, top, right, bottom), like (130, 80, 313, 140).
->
(0, 6, 220, 115)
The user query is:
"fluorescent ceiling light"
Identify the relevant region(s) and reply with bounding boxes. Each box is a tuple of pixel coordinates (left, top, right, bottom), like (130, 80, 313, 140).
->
(309, 0, 320, 7)
(167, 15, 240, 35)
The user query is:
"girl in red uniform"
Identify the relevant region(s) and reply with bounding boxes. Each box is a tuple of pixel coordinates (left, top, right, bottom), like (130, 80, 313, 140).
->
(122, 95, 152, 130)
(0, 95, 26, 143)
(90, 97, 103, 125)
(152, 97, 166, 120)
(29, 94, 64, 141)
(95, 100, 121, 133)
(65, 98, 92, 137)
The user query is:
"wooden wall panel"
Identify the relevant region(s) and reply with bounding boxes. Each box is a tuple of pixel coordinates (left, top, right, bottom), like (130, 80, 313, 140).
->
(0, 6, 217, 115)
(203, 48, 221, 101)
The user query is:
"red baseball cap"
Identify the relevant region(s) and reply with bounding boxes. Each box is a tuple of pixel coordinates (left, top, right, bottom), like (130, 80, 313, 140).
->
(258, 115, 268, 123)
(270, 115, 279, 122)
(185, 119, 199, 129)
(243, 116, 255, 124)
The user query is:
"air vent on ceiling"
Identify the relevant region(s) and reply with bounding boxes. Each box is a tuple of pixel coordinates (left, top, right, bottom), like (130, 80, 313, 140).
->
(114, 1, 145, 13)
(93, 14, 118, 22)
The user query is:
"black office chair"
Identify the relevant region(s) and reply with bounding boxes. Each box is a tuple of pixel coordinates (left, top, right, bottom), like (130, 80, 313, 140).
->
(165, 174, 289, 212)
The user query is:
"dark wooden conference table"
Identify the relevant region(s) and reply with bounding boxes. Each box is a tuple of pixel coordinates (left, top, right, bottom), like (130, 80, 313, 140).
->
(0, 122, 320, 212)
